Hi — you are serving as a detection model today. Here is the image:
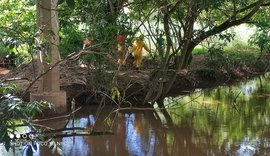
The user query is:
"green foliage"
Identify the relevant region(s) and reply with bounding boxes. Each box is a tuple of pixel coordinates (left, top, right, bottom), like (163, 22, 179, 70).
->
(205, 38, 260, 68)
(192, 47, 208, 55)
(59, 26, 83, 56)
(207, 42, 226, 62)
(224, 48, 259, 66)
(251, 7, 270, 29)
(209, 47, 259, 68)
(58, 2, 84, 56)
(59, 0, 121, 43)
(57, 0, 128, 66)
(66, 0, 75, 9)
(58, 0, 65, 5)
(0, 0, 36, 65)
(111, 86, 120, 101)
(58, 0, 75, 9)
(217, 31, 236, 43)
(249, 29, 270, 54)
(0, 83, 18, 95)
(0, 83, 55, 152)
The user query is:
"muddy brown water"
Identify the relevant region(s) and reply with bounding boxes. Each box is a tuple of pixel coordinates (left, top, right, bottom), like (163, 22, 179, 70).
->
(2, 74, 270, 156)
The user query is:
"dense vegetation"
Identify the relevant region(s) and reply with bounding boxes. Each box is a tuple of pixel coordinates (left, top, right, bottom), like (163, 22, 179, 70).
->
(1, 0, 270, 155)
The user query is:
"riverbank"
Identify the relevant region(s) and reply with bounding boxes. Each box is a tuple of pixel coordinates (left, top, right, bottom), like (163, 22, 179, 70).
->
(117, 54, 270, 104)
(1, 54, 269, 108)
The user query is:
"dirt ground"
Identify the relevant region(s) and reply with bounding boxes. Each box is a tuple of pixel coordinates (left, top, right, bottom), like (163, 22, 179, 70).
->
(0, 54, 268, 107)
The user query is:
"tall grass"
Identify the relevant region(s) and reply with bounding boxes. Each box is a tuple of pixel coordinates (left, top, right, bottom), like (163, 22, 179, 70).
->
(192, 47, 208, 55)
(224, 45, 260, 66)
(193, 40, 260, 67)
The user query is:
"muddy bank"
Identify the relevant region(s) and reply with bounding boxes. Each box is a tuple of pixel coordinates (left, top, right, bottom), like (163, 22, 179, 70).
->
(0, 54, 269, 108)
(120, 54, 269, 104)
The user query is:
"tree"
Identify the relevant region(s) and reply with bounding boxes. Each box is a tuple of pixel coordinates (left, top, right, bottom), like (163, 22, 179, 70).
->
(0, 0, 36, 63)
(249, 7, 270, 57)
(56, 0, 270, 106)
(127, 0, 270, 105)
(30, 0, 66, 113)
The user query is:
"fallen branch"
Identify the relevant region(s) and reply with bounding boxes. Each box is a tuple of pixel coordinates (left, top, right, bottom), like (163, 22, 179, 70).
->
(2, 77, 30, 82)
(43, 127, 90, 133)
(33, 106, 82, 122)
(45, 130, 114, 138)
(20, 42, 106, 98)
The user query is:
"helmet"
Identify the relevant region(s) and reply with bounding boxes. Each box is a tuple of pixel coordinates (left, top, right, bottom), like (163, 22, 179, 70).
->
(116, 35, 125, 43)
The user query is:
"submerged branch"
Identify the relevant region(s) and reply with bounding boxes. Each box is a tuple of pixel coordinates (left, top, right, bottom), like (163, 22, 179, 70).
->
(48, 131, 114, 138)
(33, 107, 82, 122)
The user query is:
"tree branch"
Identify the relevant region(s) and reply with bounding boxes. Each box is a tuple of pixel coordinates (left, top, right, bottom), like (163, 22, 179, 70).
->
(197, 0, 265, 43)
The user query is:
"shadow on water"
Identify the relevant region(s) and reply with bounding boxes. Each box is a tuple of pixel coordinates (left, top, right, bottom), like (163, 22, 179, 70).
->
(3, 74, 270, 156)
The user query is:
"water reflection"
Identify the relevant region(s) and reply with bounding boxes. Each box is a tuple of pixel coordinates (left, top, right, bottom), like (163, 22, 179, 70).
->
(3, 74, 270, 155)
(62, 118, 90, 156)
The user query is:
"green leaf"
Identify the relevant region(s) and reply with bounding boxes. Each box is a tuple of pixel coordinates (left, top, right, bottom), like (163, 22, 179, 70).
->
(66, 0, 75, 9)
(45, 53, 51, 63)
(111, 86, 120, 100)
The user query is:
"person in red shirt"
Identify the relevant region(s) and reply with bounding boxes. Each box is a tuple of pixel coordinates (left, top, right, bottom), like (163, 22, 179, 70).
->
(116, 35, 126, 65)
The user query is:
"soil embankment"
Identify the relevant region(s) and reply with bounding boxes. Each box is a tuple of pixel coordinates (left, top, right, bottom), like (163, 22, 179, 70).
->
(0, 54, 269, 107)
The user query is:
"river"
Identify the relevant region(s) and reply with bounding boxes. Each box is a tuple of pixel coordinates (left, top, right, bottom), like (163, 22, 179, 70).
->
(1, 74, 270, 156)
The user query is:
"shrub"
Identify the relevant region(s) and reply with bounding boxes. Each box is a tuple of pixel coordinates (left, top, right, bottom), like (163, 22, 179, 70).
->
(0, 83, 60, 155)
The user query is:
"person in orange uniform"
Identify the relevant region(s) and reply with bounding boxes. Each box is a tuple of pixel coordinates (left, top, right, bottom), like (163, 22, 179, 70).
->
(132, 35, 151, 70)
(116, 34, 126, 65)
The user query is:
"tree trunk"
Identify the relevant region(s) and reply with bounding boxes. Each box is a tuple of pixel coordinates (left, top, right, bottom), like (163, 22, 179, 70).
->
(31, 0, 66, 113)
(144, 2, 198, 105)
(36, 0, 61, 92)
